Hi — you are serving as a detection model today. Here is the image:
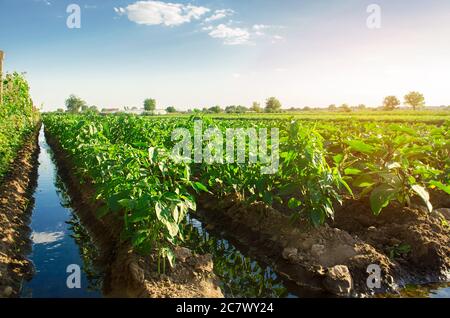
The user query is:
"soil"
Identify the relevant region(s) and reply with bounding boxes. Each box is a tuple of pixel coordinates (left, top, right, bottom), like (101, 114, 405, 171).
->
(196, 190, 450, 297)
(45, 130, 223, 298)
(0, 125, 41, 298)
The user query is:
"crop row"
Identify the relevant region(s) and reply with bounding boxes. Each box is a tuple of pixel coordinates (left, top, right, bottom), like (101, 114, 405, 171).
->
(0, 73, 38, 180)
(42, 114, 449, 267)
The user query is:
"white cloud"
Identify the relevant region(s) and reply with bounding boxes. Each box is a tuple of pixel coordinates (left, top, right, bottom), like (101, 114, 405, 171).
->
(252, 24, 270, 31)
(207, 24, 251, 45)
(31, 231, 64, 244)
(271, 35, 284, 43)
(204, 9, 234, 23)
(34, 0, 52, 5)
(115, 1, 210, 26)
(114, 7, 126, 14)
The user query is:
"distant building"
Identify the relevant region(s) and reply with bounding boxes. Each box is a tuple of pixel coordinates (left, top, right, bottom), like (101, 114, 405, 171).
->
(101, 108, 120, 114)
(153, 109, 167, 115)
(124, 108, 145, 115)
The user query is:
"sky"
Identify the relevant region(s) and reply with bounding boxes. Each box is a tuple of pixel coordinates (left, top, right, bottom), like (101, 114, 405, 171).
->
(1, 0, 450, 111)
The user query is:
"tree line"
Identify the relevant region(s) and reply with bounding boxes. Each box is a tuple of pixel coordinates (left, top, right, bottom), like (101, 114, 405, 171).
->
(61, 95, 283, 114)
(61, 91, 426, 114)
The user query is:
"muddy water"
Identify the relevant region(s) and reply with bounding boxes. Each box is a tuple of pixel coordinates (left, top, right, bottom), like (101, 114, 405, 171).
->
(20, 127, 449, 298)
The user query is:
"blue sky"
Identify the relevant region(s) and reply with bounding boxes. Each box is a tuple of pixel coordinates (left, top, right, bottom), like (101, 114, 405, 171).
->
(1, 0, 450, 110)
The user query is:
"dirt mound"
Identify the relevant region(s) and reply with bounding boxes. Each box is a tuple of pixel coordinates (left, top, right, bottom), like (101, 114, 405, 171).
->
(106, 246, 222, 298)
(333, 199, 450, 285)
(0, 125, 40, 298)
(197, 191, 449, 297)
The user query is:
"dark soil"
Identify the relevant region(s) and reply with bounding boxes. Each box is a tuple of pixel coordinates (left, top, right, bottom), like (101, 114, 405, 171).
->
(0, 124, 40, 298)
(197, 190, 450, 297)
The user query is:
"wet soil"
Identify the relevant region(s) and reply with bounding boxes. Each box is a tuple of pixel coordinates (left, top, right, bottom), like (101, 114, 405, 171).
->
(197, 191, 449, 297)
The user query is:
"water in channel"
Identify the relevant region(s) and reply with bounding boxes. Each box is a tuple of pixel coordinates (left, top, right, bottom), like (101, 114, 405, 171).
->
(21, 128, 101, 297)
(20, 127, 449, 298)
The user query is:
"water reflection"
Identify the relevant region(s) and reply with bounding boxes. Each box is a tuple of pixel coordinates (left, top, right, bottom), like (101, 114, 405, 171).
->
(183, 216, 292, 298)
(21, 128, 102, 298)
(31, 231, 64, 244)
(66, 214, 103, 293)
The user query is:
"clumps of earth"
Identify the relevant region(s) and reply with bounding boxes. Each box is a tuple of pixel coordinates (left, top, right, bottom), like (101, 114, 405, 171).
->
(198, 192, 450, 297)
(105, 245, 223, 298)
(0, 128, 40, 298)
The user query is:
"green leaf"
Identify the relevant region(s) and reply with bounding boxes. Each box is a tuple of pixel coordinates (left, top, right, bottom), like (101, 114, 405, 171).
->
(132, 231, 148, 248)
(344, 167, 362, 175)
(192, 181, 209, 193)
(430, 180, 450, 195)
(278, 182, 299, 196)
(263, 191, 273, 205)
(346, 140, 376, 154)
(353, 175, 375, 188)
(411, 184, 433, 212)
(310, 209, 325, 227)
(161, 247, 175, 268)
(118, 198, 136, 210)
(370, 185, 397, 216)
(288, 197, 302, 209)
(333, 154, 344, 165)
(129, 208, 150, 223)
(107, 194, 122, 213)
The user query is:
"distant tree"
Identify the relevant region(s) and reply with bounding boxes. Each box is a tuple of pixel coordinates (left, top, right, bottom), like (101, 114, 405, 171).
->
(328, 104, 337, 111)
(251, 101, 262, 113)
(383, 96, 400, 111)
(404, 91, 425, 110)
(56, 108, 64, 113)
(339, 104, 351, 112)
(358, 104, 366, 110)
(88, 105, 99, 113)
(166, 106, 177, 113)
(303, 106, 311, 111)
(236, 105, 248, 113)
(65, 95, 87, 113)
(265, 97, 282, 113)
(144, 98, 156, 111)
(209, 105, 223, 113)
(225, 105, 237, 113)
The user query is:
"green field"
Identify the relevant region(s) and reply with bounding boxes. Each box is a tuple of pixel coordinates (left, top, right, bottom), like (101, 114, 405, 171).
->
(42, 112, 450, 265)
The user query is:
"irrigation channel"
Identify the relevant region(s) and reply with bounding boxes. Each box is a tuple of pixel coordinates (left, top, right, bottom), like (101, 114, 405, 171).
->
(20, 127, 450, 298)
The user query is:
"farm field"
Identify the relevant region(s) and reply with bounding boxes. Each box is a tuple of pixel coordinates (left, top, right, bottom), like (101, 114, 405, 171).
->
(1, 100, 449, 299)
(1, 0, 450, 308)
(163, 109, 450, 124)
(37, 112, 449, 297)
